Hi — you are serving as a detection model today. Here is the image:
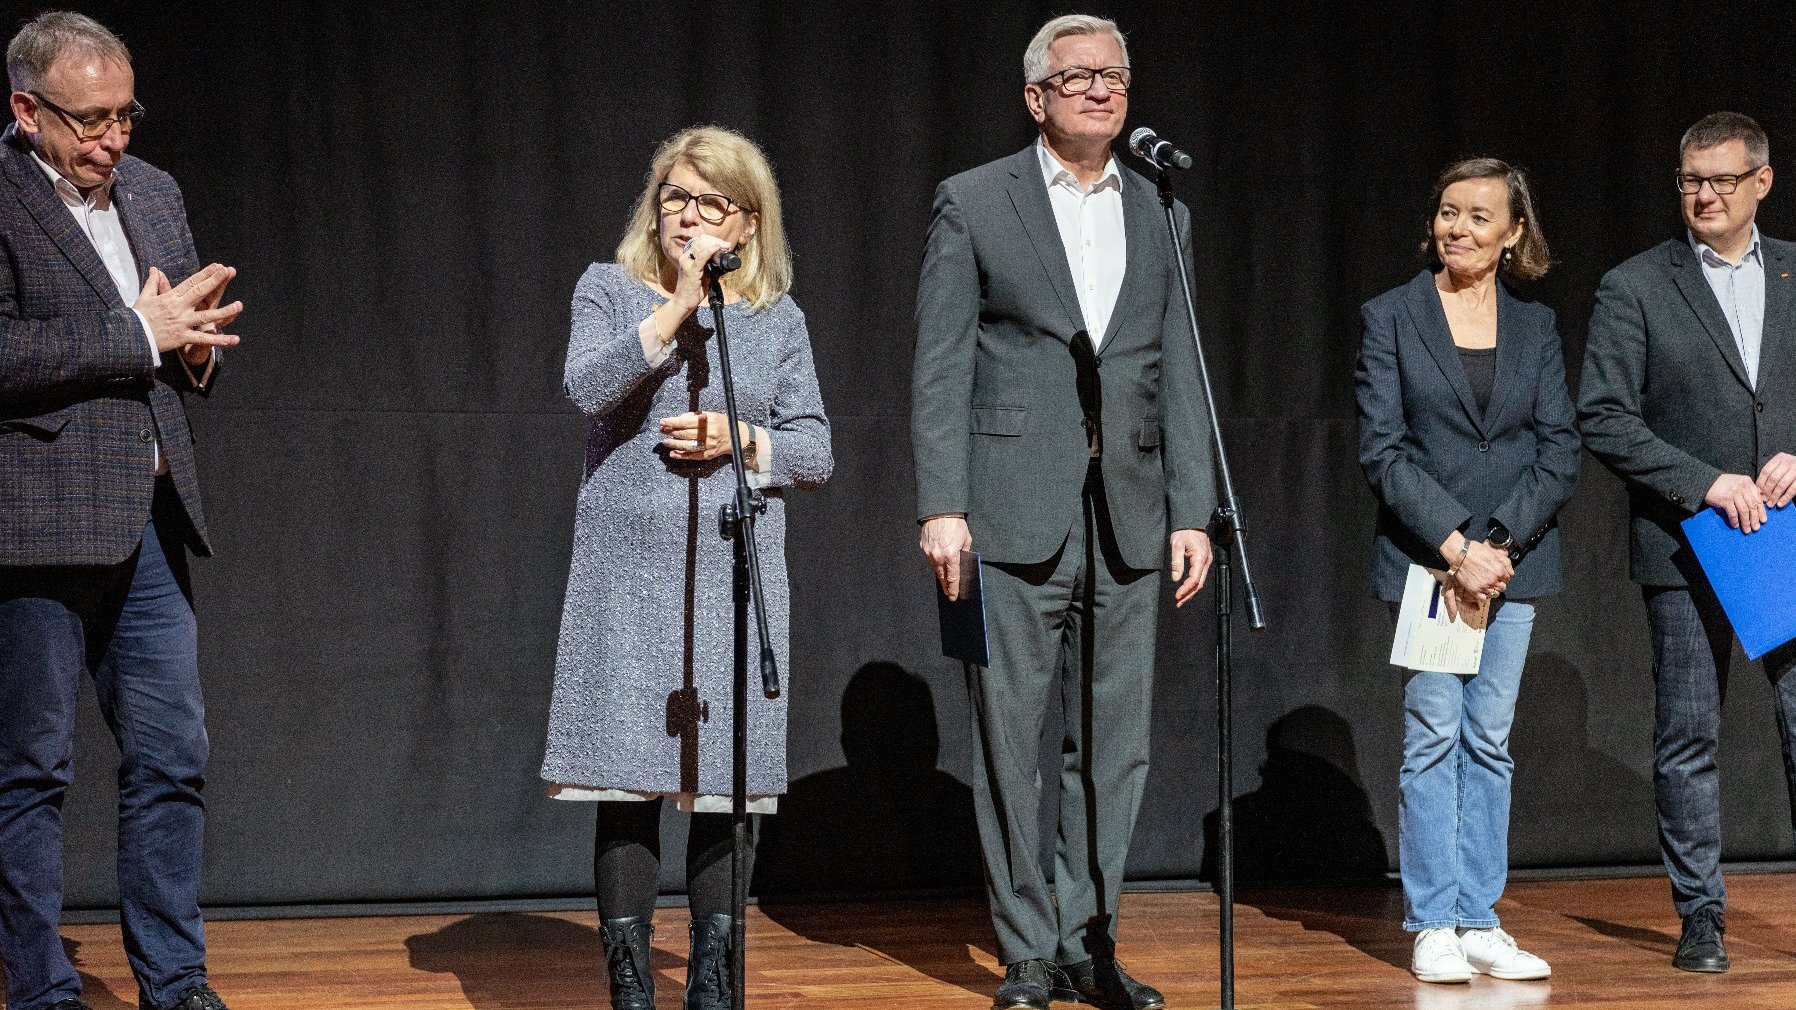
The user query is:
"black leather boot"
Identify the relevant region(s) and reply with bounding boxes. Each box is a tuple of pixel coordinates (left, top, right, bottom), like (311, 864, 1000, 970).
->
(685, 912, 734, 1010)
(600, 915, 656, 1010)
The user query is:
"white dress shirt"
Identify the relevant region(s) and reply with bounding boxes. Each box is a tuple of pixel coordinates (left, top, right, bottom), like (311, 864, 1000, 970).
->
(31, 151, 213, 472)
(1690, 225, 1765, 389)
(1038, 139, 1126, 349)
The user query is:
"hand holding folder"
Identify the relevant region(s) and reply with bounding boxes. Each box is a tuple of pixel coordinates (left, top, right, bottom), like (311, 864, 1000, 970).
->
(1681, 504, 1796, 660)
(936, 550, 988, 666)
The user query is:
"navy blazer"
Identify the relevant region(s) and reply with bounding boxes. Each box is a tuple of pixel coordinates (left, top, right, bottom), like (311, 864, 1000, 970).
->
(0, 123, 213, 566)
(1355, 270, 1581, 601)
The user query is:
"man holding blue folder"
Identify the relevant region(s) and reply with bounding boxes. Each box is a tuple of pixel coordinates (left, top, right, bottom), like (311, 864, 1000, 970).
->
(1580, 112, 1796, 975)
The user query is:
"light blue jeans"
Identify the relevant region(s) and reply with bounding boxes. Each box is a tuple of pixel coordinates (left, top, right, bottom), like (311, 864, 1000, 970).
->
(1399, 599, 1535, 931)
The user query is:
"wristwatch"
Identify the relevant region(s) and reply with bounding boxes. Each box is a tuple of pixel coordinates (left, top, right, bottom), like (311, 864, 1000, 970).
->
(1487, 521, 1520, 563)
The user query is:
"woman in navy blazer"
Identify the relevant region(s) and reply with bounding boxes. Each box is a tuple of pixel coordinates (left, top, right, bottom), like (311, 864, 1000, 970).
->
(1355, 158, 1580, 985)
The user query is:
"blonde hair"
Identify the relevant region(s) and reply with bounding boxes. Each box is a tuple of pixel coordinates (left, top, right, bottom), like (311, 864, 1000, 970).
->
(615, 125, 792, 312)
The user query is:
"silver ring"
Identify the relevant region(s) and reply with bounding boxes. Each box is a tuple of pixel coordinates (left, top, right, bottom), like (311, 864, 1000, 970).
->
(692, 439, 701, 449)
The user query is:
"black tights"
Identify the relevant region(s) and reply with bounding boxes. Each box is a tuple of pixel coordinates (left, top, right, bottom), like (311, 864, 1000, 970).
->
(594, 799, 756, 921)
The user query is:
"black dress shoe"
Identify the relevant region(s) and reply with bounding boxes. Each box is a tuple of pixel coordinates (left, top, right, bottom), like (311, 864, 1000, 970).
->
(1674, 906, 1729, 972)
(1052, 957, 1165, 1010)
(149, 983, 229, 1010)
(994, 958, 1060, 1010)
(51, 1001, 93, 1010)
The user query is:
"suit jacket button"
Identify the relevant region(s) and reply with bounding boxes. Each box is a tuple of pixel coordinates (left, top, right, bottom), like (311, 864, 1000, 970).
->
(139, 428, 155, 443)
(1478, 440, 1490, 452)
(1671, 492, 1683, 503)
(1757, 402, 1765, 412)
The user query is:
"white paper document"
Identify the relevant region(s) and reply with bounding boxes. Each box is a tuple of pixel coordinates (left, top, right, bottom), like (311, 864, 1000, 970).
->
(1389, 564, 1487, 675)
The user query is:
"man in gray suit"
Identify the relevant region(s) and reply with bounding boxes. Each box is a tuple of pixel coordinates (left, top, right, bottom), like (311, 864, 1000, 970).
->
(1580, 111, 1796, 975)
(912, 14, 1215, 1010)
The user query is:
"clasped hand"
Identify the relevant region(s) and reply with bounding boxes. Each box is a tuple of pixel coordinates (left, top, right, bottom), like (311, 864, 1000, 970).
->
(133, 263, 241, 363)
(1439, 537, 1512, 622)
(1711, 453, 1796, 533)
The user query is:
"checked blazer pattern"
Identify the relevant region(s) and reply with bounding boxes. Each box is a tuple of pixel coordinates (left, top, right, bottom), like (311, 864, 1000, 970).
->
(0, 123, 215, 566)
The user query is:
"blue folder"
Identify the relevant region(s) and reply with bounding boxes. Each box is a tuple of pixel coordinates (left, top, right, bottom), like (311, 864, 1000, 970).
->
(1681, 505, 1796, 660)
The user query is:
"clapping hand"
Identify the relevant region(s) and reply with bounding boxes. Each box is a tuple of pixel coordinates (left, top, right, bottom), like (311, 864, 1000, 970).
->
(134, 264, 241, 360)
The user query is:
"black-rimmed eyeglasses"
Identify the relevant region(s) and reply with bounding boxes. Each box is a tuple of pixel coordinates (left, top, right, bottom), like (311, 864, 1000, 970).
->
(1034, 66, 1131, 94)
(30, 91, 144, 141)
(657, 182, 747, 225)
(1676, 168, 1764, 195)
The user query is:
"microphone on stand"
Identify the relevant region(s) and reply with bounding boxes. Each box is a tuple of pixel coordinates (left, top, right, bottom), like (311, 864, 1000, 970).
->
(687, 238, 742, 275)
(1129, 126, 1194, 171)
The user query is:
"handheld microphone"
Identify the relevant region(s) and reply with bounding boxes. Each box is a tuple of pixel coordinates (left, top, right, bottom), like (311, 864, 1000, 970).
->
(1129, 127, 1194, 171)
(686, 238, 742, 274)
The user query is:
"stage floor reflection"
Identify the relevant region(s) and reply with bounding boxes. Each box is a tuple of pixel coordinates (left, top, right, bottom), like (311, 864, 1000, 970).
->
(47, 874, 1796, 1009)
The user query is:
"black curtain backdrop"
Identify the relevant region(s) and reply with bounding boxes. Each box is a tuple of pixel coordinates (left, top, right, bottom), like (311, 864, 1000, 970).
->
(42, 0, 1796, 908)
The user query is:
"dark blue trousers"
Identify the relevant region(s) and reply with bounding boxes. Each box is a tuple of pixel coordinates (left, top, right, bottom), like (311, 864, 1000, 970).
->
(0, 502, 210, 1010)
(1645, 582, 1796, 920)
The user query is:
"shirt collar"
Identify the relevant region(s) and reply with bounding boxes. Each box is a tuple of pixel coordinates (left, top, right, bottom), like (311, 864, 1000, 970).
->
(29, 148, 114, 210)
(1689, 224, 1761, 269)
(1036, 138, 1121, 195)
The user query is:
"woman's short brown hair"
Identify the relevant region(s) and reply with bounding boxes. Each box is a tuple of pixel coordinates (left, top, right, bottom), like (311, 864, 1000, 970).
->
(1420, 157, 1551, 283)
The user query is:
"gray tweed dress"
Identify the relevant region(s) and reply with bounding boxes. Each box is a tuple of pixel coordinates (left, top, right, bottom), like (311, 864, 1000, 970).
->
(541, 263, 832, 800)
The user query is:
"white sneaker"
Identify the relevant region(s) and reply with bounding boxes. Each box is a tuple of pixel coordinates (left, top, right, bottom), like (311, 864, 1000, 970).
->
(1459, 926, 1552, 980)
(1411, 927, 1473, 983)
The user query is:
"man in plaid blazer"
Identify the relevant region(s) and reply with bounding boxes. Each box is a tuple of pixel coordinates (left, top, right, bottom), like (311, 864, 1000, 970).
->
(1, 13, 243, 1010)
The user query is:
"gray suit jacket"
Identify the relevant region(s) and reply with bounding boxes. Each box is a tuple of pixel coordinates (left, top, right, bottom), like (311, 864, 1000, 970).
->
(0, 123, 214, 566)
(1579, 237, 1796, 587)
(911, 145, 1215, 570)
(1356, 270, 1581, 601)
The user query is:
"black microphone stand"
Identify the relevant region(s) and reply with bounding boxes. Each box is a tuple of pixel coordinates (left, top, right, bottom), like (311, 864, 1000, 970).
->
(1151, 165, 1267, 1010)
(704, 263, 781, 1010)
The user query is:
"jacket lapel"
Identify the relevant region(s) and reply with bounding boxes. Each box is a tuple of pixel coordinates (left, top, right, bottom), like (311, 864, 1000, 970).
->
(1, 128, 125, 308)
(1668, 240, 1752, 390)
(1759, 240, 1796, 396)
(1005, 146, 1085, 341)
(1481, 283, 1523, 429)
(111, 167, 158, 288)
(1402, 271, 1485, 435)
(1094, 168, 1156, 358)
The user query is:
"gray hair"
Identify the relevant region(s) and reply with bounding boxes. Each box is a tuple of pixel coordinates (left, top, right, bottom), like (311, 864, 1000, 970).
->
(1680, 111, 1770, 167)
(7, 11, 130, 95)
(1023, 14, 1129, 83)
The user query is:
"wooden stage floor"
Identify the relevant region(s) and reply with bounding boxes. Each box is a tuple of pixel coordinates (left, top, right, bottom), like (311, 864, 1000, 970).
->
(47, 874, 1796, 1008)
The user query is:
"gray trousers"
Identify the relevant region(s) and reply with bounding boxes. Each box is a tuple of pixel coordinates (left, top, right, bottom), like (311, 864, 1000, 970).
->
(1644, 583, 1796, 919)
(969, 464, 1160, 965)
